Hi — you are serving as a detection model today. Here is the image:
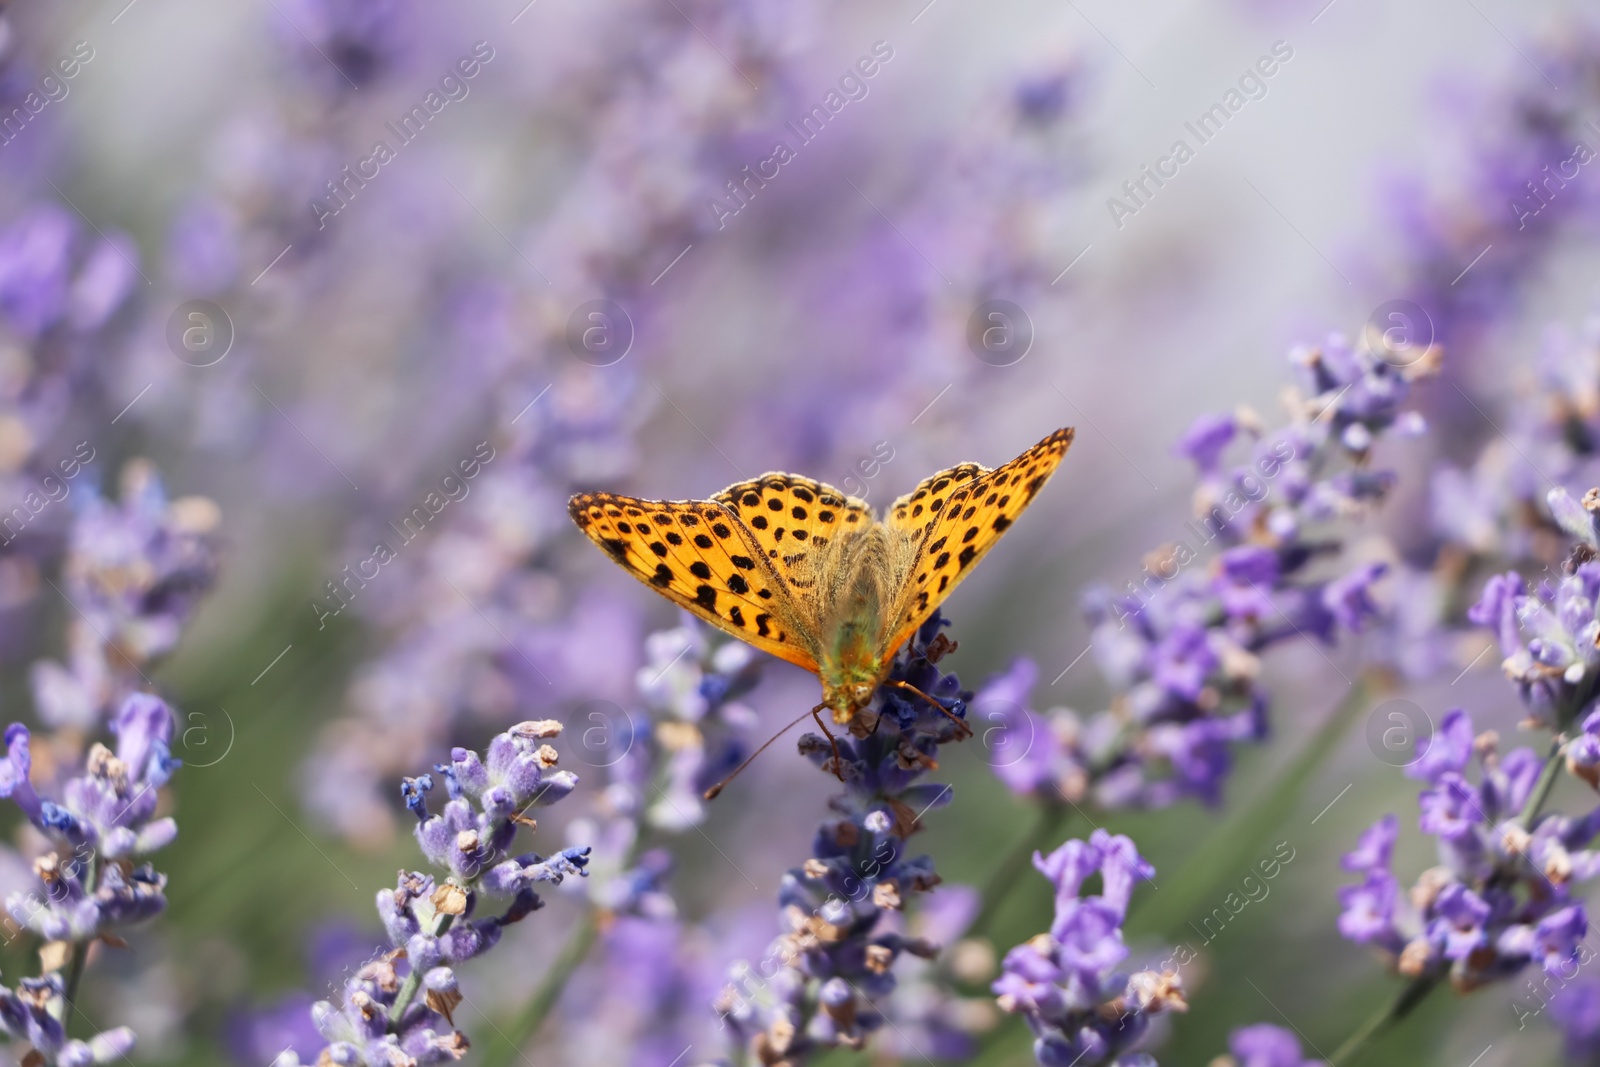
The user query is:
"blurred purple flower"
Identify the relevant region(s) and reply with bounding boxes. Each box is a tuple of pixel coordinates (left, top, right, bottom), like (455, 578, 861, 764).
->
(995, 829, 1181, 1067)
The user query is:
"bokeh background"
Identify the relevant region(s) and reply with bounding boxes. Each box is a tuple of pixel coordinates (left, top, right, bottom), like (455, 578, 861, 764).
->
(2, 0, 1600, 1064)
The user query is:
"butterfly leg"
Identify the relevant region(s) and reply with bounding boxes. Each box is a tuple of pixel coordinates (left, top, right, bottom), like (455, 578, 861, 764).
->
(810, 703, 846, 781)
(888, 680, 973, 739)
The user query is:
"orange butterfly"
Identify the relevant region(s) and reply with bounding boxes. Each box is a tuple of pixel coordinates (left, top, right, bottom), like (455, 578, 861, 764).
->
(568, 428, 1074, 782)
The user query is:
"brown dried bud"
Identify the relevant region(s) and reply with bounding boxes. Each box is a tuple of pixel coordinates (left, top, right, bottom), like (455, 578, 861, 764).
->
(433, 883, 469, 916)
(426, 983, 464, 1025)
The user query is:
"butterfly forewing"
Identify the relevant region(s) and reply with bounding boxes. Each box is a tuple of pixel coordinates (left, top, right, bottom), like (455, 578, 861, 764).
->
(712, 474, 874, 597)
(569, 429, 1074, 687)
(878, 427, 1075, 657)
(568, 492, 820, 671)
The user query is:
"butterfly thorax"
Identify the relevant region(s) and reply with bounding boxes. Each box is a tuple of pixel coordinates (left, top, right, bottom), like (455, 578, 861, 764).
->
(811, 522, 915, 724)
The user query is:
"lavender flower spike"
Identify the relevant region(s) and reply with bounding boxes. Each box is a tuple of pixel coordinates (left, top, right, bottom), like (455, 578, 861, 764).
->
(1336, 705, 1597, 990)
(715, 613, 974, 1063)
(0, 974, 136, 1065)
(2, 692, 181, 943)
(995, 829, 1183, 1067)
(1215, 1024, 1326, 1067)
(274, 721, 591, 1066)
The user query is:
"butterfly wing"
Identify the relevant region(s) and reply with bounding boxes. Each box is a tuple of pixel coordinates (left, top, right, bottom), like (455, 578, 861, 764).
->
(877, 427, 1075, 657)
(711, 474, 875, 598)
(568, 492, 821, 672)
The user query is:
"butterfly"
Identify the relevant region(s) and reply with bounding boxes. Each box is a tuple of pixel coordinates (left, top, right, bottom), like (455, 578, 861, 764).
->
(568, 428, 1074, 778)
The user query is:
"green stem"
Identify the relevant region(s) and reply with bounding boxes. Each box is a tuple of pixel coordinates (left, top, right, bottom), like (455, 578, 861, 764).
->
(389, 911, 455, 1025)
(60, 851, 98, 1031)
(1518, 737, 1565, 827)
(1327, 974, 1440, 1067)
(967, 803, 1071, 942)
(60, 942, 89, 1027)
(485, 909, 601, 1067)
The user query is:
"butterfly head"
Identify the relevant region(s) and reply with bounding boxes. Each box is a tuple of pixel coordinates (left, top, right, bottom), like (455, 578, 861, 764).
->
(821, 679, 878, 725)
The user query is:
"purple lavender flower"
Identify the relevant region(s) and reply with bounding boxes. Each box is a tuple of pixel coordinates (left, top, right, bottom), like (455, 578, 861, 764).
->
(0, 974, 135, 1065)
(1, 693, 179, 941)
(1369, 25, 1600, 353)
(0, 205, 138, 339)
(993, 829, 1182, 1067)
(1219, 1023, 1325, 1067)
(38, 463, 221, 731)
(979, 332, 1436, 813)
(632, 622, 763, 831)
(1551, 977, 1600, 1062)
(715, 614, 984, 1063)
(1468, 502, 1600, 728)
(275, 721, 590, 1065)
(1336, 868, 1404, 952)
(0, 691, 187, 1064)
(1336, 705, 1598, 988)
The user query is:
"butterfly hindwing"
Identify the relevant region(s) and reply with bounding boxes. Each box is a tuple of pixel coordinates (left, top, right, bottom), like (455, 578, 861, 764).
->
(712, 474, 874, 597)
(568, 492, 820, 671)
(879, 428, 1075, 656)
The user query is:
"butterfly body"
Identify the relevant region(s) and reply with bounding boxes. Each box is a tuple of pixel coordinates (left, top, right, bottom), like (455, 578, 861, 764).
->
(569, 428, 1074, 727)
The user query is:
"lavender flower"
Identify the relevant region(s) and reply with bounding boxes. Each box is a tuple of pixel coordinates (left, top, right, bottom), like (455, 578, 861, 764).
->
(0, 692, 183, 1064)
(0, 975, 135, 1066)
(632, 622, 763, 831)
(1551, 977, 1600, 1063)
(1469, 488, 1600, 729)
(1336, 705, 1595, 989)
(273, 721, 590, 1066)
(0, 204, 138, 340)
(976, 332, 1435, 810)
(1215, 1024, 1325, 1067)
(714, 614, 976, 1063)
(993, 829, 1182, 1067)
(36, 462, 221, 730)
(1, 693, 179, 942)
(1370, 24, 1600, 353)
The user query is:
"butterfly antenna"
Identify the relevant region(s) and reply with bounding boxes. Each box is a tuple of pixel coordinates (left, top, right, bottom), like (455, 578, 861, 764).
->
(704, 703, 830, 801)
(889, 680, 973, 739)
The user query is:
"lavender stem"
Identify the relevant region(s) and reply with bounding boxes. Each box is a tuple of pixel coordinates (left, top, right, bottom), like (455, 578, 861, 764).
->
(387, 911, 455, 1026)
(60, 850, 99, 1031)
(486, 908, 599, 1067)
(968, 802, 1071, 942)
